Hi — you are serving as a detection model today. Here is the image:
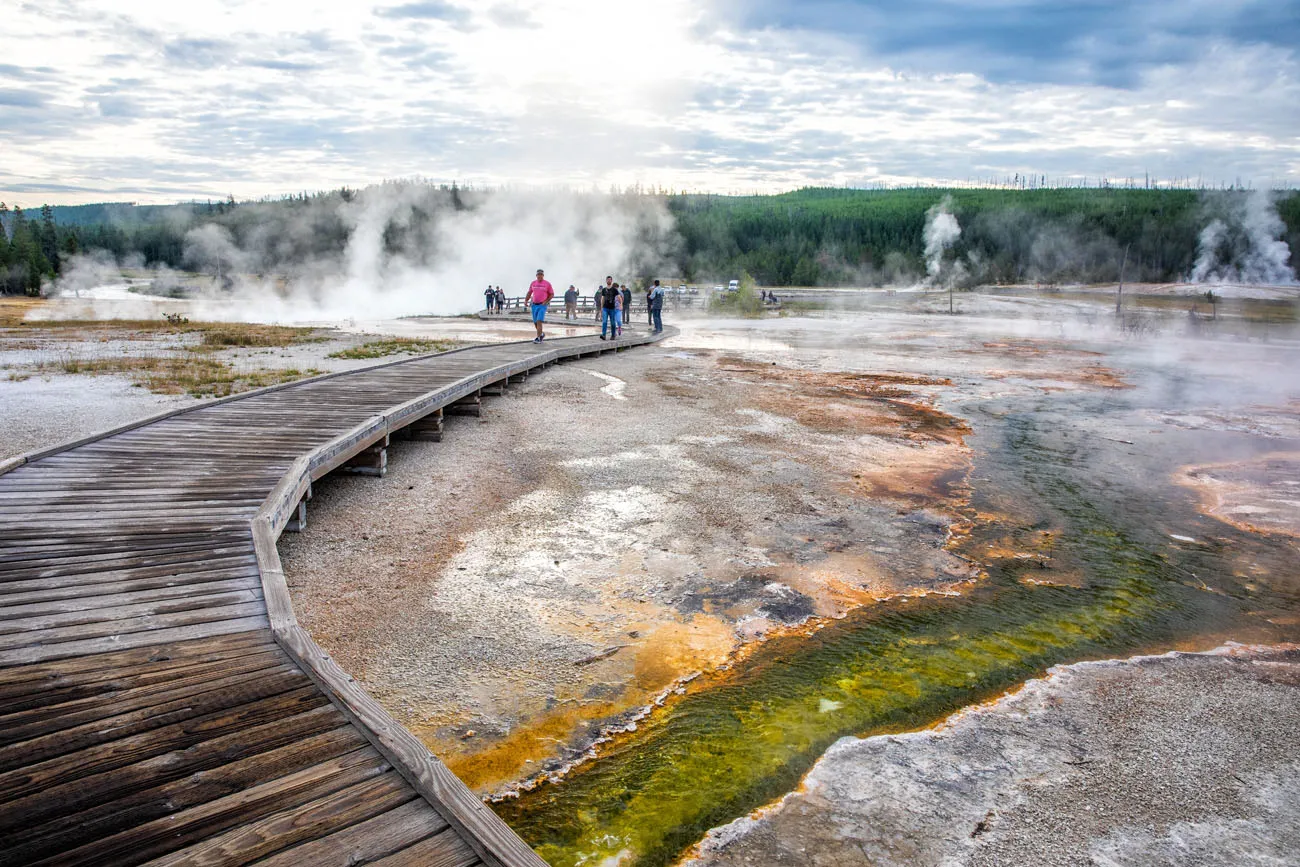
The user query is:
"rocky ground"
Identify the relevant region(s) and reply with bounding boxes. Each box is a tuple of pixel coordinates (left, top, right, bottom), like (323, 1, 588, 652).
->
(689, 645, 1300, 867)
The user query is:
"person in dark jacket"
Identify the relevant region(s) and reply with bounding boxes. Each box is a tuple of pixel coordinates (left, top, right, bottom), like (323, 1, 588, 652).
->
(648, 280, 665, 333)
(621, 285, 632, 329)
(599, 276, 620, 340)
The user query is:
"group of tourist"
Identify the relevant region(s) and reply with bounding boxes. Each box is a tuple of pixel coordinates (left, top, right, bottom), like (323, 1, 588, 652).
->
(491, 271, 666, 344)
(483, 285, 506, 312)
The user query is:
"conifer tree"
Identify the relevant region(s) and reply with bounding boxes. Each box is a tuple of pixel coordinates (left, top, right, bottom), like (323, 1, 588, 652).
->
(39, 204, 60, 274)
(0, 203, 11, 274)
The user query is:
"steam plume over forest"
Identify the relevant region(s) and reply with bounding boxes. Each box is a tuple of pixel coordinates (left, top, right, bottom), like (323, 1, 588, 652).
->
(2, 183, 1298, 310)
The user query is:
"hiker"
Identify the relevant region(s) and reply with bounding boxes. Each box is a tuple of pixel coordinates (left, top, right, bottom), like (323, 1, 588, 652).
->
(564, 284, 579, 320)
(494, 286, 505, 312)
(527, 269, 554, 343)
(599, 277, 620, 340)
(594, 285, 603, 321)
(614, 285, 624, 337)
(485, 285, 496, 312)
(645, 284, 654, 326)
(621, 284, 632, 328)
(648, 279, 665, 333)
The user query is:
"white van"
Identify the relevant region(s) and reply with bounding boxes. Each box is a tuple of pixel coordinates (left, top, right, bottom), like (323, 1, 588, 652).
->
(727, 279, 740, 292)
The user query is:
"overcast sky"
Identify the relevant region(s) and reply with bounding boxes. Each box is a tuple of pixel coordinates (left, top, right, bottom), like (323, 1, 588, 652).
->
(3, 0, 1298, 205)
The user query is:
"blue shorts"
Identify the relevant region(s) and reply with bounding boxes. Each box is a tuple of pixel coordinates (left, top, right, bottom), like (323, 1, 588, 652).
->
(530, 302, 547, 323)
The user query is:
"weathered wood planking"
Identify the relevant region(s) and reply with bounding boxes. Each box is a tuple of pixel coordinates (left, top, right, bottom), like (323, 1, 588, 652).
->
(0, 328, 672, 865)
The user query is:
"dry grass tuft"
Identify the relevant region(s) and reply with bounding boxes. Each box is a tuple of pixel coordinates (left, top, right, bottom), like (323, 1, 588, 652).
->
(30, 353, 323, 397)
(1, 305, 323, 349)
(197, 325, 321, 348)
(0, 297, 47, 328)
(328, 337, 460, 360)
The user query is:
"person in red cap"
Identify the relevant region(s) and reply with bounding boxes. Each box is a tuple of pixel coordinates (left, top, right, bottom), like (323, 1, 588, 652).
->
(527, 268, 554, 342)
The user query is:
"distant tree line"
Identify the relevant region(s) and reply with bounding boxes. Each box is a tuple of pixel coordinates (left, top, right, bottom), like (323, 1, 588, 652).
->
(4, 186, 1298, 294)
(667, 187, 1300, 286)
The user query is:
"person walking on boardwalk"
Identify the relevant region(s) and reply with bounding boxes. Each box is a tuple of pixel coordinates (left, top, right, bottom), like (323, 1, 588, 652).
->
(621, 284, 632, 330)
(614, 284, 624, 337)
(645, 283, 654, 326)
(599, 276, 620, 340)
(527, 269, 554, 343)
(485, 285, 495, 312)
(564, 284, 579, 320)
(648, 279, 665, 333)
(495, 286, 505, 313)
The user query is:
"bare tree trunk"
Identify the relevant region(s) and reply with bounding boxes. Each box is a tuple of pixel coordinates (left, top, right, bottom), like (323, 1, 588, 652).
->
(1115, 243, 1130, 315)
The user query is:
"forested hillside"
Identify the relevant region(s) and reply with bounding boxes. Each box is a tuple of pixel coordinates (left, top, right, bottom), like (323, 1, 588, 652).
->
(670, 187, 1300, 286)
(3, 186, 1297, 294)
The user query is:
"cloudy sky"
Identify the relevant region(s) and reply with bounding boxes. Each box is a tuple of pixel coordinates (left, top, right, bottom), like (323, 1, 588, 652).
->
(3, 0, 1298, 205)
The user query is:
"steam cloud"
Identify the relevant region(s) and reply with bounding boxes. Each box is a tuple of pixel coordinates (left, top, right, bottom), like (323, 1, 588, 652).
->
(1191, 191, 1296, 285)
(51, 184, 680, 322)
(924, 196, 962, 286)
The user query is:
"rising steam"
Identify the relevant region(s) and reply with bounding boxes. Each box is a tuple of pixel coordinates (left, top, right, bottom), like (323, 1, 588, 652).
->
(924, 196, 962, 286)
(51, 184, 680, 322)
(1191, 191, 1296, 285)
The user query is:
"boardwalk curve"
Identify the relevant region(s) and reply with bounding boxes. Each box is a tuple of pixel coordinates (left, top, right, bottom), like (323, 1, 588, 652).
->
(0, 327, 672, 866)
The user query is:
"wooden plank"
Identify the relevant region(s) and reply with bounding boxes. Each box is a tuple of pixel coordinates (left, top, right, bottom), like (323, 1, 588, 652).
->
(0, 547, 253, 578)
(134, 771, 415, 866)
(0, 662, 303, 758)
(0, 630, 274, 694)
(369, 828, 482, 867)
(23, 747, 389, 867)
(251, 519, 295, 633)
(0, 588, 264, 635)
(0, 633, 277, 712)
(252, 798, 449, 867)
(0, 681, 328, 796)
(0, 564, 259, 604)
(0, 647, 287, 740)
(0, 600, 268, 652)
(0, 615, 270, 668)
(0, 711, 355, 847)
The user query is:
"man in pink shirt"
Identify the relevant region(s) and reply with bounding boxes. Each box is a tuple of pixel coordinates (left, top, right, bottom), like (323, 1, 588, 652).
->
(527, 268, 554, 343)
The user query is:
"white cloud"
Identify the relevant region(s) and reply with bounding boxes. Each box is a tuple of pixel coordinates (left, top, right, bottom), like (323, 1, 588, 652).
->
(1, 0, 1297, 205)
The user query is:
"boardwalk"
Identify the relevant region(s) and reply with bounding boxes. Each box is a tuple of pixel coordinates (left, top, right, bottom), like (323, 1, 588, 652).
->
(0, 328, 671, 866)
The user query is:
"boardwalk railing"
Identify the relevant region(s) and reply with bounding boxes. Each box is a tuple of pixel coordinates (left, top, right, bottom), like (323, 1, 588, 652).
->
(483, 293, 709, 314)
(0, 327, 674, 866)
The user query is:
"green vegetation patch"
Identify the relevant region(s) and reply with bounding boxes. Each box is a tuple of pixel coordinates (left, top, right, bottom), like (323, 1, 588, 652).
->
(708, 272, 766, 317)
(328, 337, 460, 359)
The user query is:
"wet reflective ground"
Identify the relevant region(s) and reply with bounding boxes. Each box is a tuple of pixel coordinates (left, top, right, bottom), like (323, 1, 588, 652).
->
(492, 293, 1300, 866)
